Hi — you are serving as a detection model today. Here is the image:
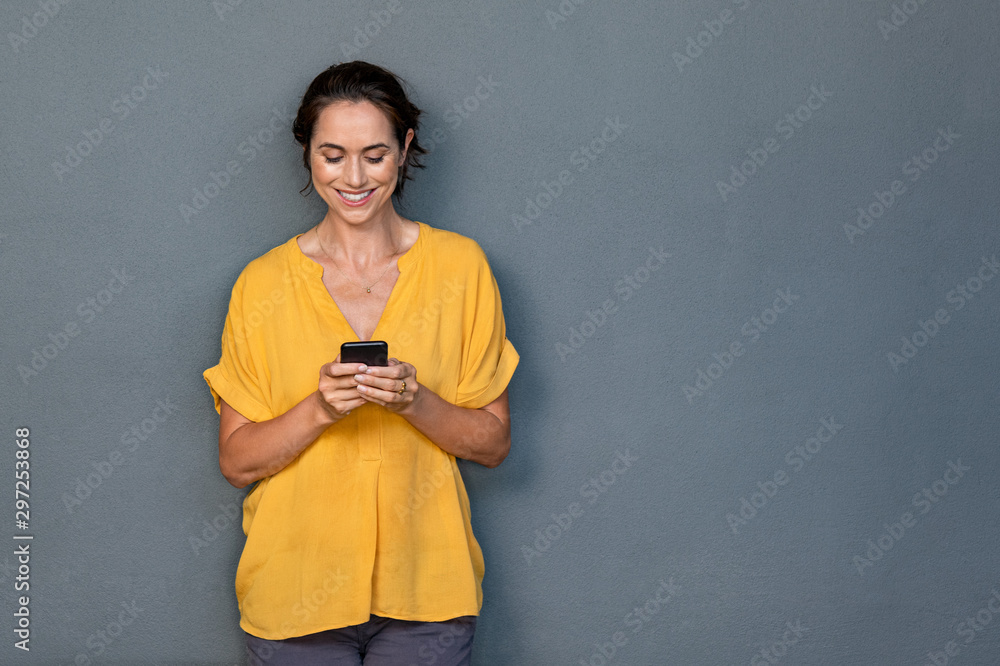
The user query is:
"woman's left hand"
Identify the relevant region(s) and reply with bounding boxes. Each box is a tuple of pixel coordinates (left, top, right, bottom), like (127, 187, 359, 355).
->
(353, 357, 420, 415)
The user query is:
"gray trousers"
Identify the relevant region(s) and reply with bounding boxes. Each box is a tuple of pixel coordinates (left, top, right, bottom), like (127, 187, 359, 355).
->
(245, 614, 477, 666)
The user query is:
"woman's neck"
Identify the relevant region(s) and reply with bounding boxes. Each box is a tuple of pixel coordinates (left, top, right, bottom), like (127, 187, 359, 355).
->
(316, 212, 405, 266)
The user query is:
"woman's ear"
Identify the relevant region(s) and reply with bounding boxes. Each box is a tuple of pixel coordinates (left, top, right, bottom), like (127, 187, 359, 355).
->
(402, 128, 415, 161)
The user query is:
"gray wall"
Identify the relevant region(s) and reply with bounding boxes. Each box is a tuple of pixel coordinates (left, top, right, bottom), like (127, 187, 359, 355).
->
(2, 1, 998, 663)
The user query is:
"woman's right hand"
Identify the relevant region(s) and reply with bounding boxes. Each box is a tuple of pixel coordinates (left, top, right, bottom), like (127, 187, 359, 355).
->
(219, 353, 370, 488)
(316, 353, 368, 422)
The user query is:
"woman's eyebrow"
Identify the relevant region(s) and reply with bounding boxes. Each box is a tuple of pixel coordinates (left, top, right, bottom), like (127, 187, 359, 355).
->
(316, 142, 391, 151)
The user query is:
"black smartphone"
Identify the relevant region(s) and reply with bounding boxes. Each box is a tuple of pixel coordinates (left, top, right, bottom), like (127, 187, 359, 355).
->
(340, 341, 389, 366)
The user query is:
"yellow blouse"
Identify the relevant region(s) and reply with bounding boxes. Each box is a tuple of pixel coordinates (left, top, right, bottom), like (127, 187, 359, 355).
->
(203, 220, 519, 639)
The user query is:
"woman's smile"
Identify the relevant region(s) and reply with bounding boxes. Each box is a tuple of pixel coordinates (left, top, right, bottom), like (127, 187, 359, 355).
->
(336, 188, 376, 206)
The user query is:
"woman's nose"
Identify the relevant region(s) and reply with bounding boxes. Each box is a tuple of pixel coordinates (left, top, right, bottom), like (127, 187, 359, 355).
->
(342, 157, 366, 187)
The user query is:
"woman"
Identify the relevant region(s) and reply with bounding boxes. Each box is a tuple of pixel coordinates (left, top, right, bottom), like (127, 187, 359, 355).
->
(203, 61, 519, 665)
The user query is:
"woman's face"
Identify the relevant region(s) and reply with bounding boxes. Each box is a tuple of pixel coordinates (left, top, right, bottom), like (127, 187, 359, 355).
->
(308, 100, 413, 223)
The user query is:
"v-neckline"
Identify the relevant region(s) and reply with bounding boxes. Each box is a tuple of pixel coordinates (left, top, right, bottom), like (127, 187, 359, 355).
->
(294, 221, 425, 342)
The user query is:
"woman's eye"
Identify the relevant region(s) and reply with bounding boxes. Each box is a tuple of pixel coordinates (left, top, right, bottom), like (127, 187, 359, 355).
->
(322, 156, 384, 164)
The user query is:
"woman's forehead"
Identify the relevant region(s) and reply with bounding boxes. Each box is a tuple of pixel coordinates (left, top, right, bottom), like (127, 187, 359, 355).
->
(313, 100, 394, 144)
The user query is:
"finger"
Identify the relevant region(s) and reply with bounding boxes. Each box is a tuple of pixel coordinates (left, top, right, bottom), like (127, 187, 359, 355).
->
(361, 376, 410, 398)
(356, 382, 398, 400)
(323, 354, 364, 377)
(355, 367, 407, 388)
(325, 361, 367, 378)
(355, 385, 382, 404)
(322, 390, 366, 411)
(364, 362, 407, 378)
(355, 375, 388, 392)
(360, 387, 403, 408)
(322, 365, 351, 382)
(323, 355, 344, 374)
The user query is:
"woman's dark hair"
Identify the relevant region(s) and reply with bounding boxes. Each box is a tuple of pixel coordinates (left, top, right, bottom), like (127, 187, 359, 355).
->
(292, 61, 427, 199)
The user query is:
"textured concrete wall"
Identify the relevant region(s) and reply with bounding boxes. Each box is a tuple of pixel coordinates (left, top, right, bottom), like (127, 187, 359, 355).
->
(2, 1, 998, 663)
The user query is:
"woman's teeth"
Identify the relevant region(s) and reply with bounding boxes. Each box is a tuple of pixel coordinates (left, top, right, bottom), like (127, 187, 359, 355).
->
(339, 189, 374, 202)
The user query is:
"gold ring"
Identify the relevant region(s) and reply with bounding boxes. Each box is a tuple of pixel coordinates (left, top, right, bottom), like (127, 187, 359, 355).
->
(398, 380, 406, 395)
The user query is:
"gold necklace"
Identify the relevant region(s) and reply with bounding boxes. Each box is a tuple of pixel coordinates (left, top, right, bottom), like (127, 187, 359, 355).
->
(315, 224, 400, 293)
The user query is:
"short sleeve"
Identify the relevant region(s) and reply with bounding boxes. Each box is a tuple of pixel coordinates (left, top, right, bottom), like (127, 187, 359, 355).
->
(203, 272, 273, 423)
(454, 247, 520, 409)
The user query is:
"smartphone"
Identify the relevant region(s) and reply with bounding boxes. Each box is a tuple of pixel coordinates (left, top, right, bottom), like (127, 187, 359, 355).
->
(340, 340, 389, 367)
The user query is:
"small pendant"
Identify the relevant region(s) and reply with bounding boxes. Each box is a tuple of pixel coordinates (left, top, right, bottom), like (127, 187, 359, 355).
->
(366, 288, 371, 293)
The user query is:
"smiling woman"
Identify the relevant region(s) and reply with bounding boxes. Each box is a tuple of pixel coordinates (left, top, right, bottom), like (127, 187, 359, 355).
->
(202, 61, 519, 665)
